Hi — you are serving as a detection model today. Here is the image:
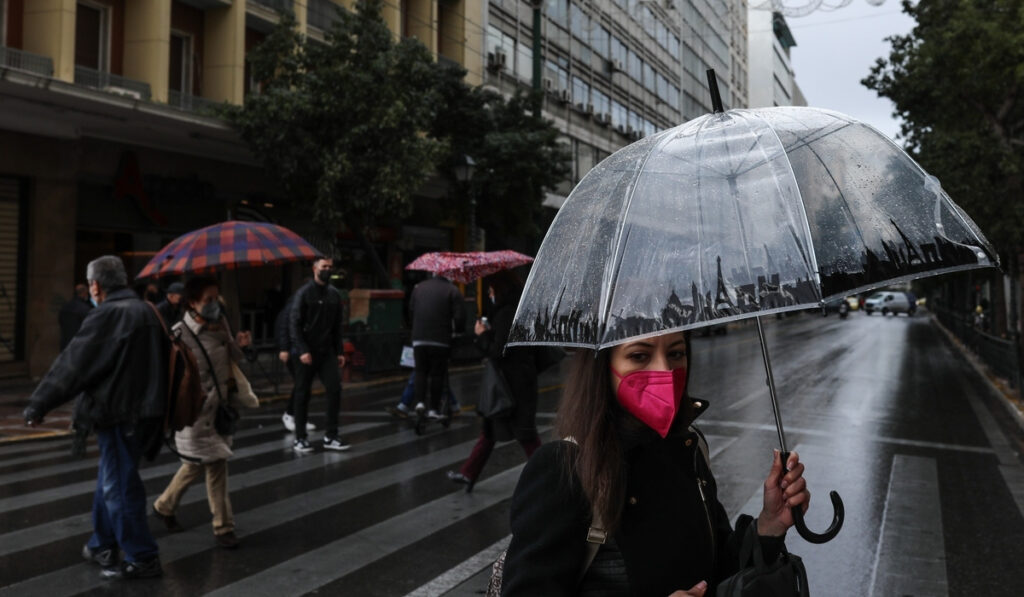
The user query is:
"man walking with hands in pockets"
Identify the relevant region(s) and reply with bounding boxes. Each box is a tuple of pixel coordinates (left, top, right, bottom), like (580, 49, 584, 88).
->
(289, 257, 350, 453)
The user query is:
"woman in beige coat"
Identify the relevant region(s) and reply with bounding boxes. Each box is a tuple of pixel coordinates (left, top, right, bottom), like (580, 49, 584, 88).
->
(152, 276, 254, 549)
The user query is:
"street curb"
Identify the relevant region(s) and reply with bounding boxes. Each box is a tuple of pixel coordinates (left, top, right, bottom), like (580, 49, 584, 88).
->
(930, 313, 1024, 434)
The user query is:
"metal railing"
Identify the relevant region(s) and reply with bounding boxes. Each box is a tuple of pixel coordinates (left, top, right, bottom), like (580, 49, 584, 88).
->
(250, 0, 293, 12)
(0, 47, 55, 77)
(307, 0, 342, 31)
(74, 66, 152, 100)
(933, 306, 1022, 389)
(168, 90, 224, 115)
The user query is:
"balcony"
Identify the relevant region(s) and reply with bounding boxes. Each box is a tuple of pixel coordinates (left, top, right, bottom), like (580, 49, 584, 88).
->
(0, 47, 55, 78)
(307, 0, 342, 32)
(168, 90, 224, 115)
(74, 66, 152, 100)
(250, 0, 292, 12)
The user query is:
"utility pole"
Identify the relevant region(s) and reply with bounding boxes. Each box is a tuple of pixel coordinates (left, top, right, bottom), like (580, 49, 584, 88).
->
(531, 0, 543, 117)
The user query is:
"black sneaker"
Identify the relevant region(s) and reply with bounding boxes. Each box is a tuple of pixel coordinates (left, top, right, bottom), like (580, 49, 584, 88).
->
(151, 505, 184, 532)
(82, 544, 118, 568)
(100, 557, 162, 580)
(323, 437, 351, 451)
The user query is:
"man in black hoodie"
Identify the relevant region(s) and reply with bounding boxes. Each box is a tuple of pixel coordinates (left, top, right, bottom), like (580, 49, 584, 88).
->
(409, 274, 465, 419)
(288, 257, 349, 453)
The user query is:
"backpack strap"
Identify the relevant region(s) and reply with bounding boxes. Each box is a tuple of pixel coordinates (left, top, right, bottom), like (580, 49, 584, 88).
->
(563, 436, 606, 581)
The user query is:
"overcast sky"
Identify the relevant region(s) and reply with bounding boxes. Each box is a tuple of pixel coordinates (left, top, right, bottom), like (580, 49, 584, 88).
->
(783, 0, 916, 141)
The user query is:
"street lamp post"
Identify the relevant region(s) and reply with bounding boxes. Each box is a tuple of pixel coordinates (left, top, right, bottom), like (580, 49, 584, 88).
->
(454, 154, 477, 250)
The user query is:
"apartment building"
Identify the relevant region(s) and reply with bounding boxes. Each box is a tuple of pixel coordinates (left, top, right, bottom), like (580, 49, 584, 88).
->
(482, 0, 749, 204)
(746, 7, 803, 108)
(0, 0, 482, 378)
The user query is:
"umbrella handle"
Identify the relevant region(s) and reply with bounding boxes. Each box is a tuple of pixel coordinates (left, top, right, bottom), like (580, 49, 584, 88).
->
(781, 451, 844, 544)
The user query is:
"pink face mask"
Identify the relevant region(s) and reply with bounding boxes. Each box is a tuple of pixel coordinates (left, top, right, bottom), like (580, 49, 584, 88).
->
(611, 366, 688, 438)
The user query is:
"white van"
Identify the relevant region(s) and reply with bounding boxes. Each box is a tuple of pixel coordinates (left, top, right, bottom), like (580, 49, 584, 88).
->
(864, 291, 915, 316)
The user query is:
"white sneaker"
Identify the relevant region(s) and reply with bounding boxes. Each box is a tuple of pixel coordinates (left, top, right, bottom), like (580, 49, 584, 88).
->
(282, 413, 316, 432)
(414, 402, 426, 413)
(323, 437, 351, 451)
(427, 410, 442, 420)
(292, 439, 314, 453)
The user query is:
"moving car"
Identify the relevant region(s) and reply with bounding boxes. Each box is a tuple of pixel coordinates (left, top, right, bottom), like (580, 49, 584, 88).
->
(863, 291, 916, 316)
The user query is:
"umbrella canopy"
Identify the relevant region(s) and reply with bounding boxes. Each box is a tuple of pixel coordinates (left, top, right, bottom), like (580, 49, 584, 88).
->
(405, 250, 534, 284)
(509, 106, 998, 349)
(137, 221, 322, 279)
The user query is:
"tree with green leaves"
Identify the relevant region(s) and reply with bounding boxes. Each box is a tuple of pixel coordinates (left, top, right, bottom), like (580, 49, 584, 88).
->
(429, 64, 570, 249)
(863, 0, 1024, 258)
(226, 0, 444, 283)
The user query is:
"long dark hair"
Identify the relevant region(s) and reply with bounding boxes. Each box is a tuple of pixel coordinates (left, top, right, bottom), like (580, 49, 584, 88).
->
(555, 332, 694, 533)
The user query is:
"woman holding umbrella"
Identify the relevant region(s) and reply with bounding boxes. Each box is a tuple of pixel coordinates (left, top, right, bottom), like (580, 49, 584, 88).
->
(447, 271, 541, 492)
(500, 330, 810, 595)
(152, 276, 254, 549)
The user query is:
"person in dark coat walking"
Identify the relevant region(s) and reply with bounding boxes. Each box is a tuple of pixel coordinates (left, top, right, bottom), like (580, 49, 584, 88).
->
(288, 257, 349, 453)
(58, 283, 93, 350)
(275, 290, 315, 433)
(409, 274, 465, 419)
(155, 281, 185, 326)
(23, 255, 166, 580)
(500, 330, 811, 596)
(447, 272, 539, 492)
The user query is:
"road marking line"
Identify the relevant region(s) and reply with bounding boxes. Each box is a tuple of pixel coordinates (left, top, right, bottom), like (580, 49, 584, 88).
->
(404, 535, 511, 597)
(698, 418, 995, 455)
(868, 455, 948, 597)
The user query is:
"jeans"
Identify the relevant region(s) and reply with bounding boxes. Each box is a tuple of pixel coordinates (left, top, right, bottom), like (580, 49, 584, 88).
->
(293, 350, 341, 441)
(400, 371, 458, 408)
(87, 424, 159, 563)
(413, 345, 451, 412)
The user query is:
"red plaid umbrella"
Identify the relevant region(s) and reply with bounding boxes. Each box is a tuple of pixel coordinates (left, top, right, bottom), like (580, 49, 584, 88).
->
(137, 221, 322, 279)
(404, 250, 533, 284)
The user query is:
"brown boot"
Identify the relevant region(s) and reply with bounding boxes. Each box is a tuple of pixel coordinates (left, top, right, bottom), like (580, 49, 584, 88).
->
(215, 532, 240, 549)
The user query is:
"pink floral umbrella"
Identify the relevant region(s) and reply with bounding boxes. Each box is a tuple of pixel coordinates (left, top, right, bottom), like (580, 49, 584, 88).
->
(405, 250, 533, 284)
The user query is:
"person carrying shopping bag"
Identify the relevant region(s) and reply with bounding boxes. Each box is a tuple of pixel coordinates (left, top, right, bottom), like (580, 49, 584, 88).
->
(152, 276, 257, 549)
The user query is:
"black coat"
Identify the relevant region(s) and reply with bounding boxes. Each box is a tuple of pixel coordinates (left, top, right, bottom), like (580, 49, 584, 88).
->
(475, 296, 537, 443)
(288, 280, 343, 356)
(502, 416, 781, 596)
(25, 288, 168, 428)
(409, 277, 465, 345)
(58, 297, 93, 350)
(275, 292, 297, 353)
(156, 298, 184, 327)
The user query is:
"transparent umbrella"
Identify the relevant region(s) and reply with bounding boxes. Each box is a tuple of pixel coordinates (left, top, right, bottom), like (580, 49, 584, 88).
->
(508, 73, 998, 543)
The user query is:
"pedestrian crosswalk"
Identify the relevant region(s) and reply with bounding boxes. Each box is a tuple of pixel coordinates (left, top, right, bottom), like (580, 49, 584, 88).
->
(0, 388, 1020, 596)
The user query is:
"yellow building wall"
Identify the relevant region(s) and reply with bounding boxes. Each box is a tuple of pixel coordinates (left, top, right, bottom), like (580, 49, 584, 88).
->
(22, 0, 77, 83)
(204, 1, 246, 104)
(124, 0, 171, 102)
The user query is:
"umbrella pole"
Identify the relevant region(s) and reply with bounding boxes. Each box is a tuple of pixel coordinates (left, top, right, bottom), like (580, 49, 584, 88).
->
(754, 315, 845, 544)
(754, 316, 788, 452)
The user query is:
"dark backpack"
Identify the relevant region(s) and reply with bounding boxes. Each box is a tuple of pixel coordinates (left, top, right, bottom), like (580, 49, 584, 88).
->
(146, 303, 205, 460)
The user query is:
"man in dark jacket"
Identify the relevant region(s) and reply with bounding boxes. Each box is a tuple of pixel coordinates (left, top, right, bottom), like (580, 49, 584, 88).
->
(58, 283, 93, 350)
(155, 281, 185, 326)
(409, 275, 465, 419)
(275, 290, 315, 433)
(24, 255, 166, 580)
(289, 257, 349, 453)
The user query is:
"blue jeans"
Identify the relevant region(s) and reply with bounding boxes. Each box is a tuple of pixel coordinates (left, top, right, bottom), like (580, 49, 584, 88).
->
(87, 424, 159, 563)
(400, 371, 458, 408)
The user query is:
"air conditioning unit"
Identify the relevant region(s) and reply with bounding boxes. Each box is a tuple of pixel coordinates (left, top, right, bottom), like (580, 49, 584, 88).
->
(632, 130, 643, 140)
(615, 124, 628, 135)
(574, 102, 587, 112)
(610, 59, 624, 73)
(104, 86, 143, 100)
(586, 103, 595, 114)
(487, 50, 507, 72)
(543, 77, 554, 91)
(626, 125, 635, 135)
(559, 89, 571, 103)
(596, 113, 612, 126)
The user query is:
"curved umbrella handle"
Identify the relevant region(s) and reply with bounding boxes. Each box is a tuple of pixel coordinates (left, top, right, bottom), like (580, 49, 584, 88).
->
(781, 451, 844, 544)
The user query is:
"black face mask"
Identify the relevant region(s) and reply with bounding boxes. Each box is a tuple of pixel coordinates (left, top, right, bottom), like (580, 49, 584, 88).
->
(316, 270, 332, 283)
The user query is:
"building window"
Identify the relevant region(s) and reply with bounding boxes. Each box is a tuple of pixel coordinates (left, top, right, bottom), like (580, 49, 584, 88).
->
(0, 177, 26, 363)
(75, 2, 109, 71)
(1, 0, 7, 47)
(169, 32, 192, 94)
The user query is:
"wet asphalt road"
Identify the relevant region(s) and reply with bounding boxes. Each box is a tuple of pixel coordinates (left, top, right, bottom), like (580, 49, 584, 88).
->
(1, 310, 1023, 596)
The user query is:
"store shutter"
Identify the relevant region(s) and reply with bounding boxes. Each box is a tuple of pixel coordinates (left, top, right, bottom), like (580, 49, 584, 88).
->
(0, 178, 21, 361)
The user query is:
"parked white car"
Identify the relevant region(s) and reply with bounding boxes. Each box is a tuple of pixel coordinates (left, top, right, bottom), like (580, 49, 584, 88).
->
(864, 291, 915, 316)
